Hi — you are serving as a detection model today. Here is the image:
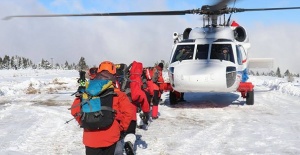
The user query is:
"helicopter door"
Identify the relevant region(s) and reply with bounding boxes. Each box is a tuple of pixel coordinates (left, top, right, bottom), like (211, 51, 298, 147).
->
(171, 44, 195, 63)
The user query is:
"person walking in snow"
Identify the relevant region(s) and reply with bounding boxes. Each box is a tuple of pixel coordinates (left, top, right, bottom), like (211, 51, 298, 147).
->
(70, 61, 133, 155)
(150, 62, 165, 119)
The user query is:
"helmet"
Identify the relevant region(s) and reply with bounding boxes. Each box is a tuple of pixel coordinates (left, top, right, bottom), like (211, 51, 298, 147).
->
(97, 61, 116, 74)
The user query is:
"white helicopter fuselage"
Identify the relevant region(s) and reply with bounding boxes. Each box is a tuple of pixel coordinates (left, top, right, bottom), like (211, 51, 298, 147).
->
(168, 26, 250, 93)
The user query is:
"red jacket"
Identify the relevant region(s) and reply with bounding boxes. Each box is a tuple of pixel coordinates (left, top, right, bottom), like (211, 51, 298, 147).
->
(128, 61, 150, 120)
(71, 89, 133, 148)
(155, 66, 164, 84)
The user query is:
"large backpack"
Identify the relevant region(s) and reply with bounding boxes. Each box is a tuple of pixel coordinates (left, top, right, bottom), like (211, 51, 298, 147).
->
(73, 79, 116, 130)
(116, 61, 150, 106)
(129, 61, 144, 102)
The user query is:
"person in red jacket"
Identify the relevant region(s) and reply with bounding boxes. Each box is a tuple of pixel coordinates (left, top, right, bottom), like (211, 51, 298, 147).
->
(143, 67, 160, 119)
(70, 61, 133, 155)
(150, 62, 165, 119)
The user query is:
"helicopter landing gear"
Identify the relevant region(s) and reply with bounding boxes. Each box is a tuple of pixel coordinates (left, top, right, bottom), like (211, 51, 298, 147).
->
(246, 90, 254, 105)
(238, 82, 255, 105)
(169, 90, 182, 105)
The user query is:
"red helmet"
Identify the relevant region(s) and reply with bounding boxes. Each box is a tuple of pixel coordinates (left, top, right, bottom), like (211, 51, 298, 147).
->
(97, 61, 116, 74)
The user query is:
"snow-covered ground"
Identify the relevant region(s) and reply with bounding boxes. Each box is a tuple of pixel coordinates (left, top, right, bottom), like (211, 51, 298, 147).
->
(0, 69, 300, 155)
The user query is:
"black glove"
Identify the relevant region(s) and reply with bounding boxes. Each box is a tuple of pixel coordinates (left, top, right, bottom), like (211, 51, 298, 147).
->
(140, 112, 149, 125)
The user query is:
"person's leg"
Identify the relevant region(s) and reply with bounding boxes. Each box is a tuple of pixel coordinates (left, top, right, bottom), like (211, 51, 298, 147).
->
(114, 140, 124, 155)
(85, 143, 117, 155)
(124, 120, 137, 155)
(152, 90, 159, 119)
(86, 146, 102, 155)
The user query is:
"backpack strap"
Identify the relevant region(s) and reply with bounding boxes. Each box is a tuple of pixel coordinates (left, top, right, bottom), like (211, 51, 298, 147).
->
(101, 106, 117, 113)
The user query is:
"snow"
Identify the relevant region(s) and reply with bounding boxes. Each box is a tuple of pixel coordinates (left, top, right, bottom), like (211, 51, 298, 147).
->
(0, 69, 300, 155)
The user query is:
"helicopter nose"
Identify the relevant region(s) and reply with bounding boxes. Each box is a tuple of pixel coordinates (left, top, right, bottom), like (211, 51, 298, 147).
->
(169, 62, 240, 92)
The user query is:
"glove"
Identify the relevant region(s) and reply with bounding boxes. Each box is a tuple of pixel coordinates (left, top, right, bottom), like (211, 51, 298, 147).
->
(140, 112, 149, 125)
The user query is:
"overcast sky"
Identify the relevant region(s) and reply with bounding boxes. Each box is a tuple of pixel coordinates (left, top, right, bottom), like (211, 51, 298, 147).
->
(1, 0, 300, 73)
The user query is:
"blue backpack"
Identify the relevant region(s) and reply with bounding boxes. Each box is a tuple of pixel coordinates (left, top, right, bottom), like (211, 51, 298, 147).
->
(80, 79, 116, 130)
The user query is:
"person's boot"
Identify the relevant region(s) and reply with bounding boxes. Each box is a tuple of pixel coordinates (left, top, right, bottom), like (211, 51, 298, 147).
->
(124, 133, 135, 155)
(124, 141, 134, 155)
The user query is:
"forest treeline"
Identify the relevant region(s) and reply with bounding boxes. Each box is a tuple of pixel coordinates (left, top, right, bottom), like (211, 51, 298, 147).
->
(0, 55, 88, 70)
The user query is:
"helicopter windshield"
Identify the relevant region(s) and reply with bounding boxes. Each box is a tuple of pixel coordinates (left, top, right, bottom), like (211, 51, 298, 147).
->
(211, 44, 234, 63)
(171, 45, 195, 63)
(195, 44, 209, 60)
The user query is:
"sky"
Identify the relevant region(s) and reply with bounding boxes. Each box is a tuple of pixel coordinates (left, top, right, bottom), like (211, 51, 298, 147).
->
(0, 69, 300, 154)
(1, 0, 300, 73)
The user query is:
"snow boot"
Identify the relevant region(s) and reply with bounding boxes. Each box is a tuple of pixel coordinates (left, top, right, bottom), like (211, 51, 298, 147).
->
(124, 141, 134, 155)
(124, 133, 136, 155)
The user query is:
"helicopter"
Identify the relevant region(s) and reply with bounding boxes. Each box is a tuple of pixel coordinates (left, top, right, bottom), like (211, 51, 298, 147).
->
(4, 0, 300, 105)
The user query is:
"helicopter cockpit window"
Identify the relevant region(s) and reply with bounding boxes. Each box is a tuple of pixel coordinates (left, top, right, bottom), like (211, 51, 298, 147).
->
(210, 44, 234, 63)
(171, 45, 195, 63)
(195, 44, 209, 60)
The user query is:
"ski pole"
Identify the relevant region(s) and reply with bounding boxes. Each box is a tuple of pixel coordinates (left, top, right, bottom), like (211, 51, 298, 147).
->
(65, 117, 75, 124)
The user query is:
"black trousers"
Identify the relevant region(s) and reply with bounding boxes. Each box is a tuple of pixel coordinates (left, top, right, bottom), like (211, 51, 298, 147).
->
(85, 142, 117, 155)
(126, 120, 137, 134)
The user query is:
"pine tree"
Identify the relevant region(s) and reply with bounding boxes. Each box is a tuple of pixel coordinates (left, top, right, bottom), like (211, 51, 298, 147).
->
(269, 70, 275, 77)
(0, 57, 3, 69)
(64, 61, 69, 70)
(18, 57, 22, 68)
(3, 55, 10, 69)
(284, 69, 290, 77)
(77, 57, 88, 70)
(256, 71, 260, 76)
(276, 67, 281, 77)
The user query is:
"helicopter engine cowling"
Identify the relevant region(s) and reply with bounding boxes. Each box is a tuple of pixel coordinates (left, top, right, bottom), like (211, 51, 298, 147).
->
(183, 28, 192, 39)
(233, 26, 247, 42)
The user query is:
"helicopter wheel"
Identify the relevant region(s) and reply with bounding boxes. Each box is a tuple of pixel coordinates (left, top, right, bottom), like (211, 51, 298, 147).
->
(246, 90, 254, 105)
(169, 91, 178, 105)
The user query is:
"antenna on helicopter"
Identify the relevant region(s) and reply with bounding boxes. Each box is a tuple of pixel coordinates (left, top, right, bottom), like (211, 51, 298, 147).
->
(226, 0, 237, 26)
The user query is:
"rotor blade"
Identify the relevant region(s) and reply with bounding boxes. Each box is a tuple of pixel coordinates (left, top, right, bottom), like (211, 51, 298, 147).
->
(211, 0, 234, 10)
(3, 10, 194, 20)
(233, 6, 300, 13)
